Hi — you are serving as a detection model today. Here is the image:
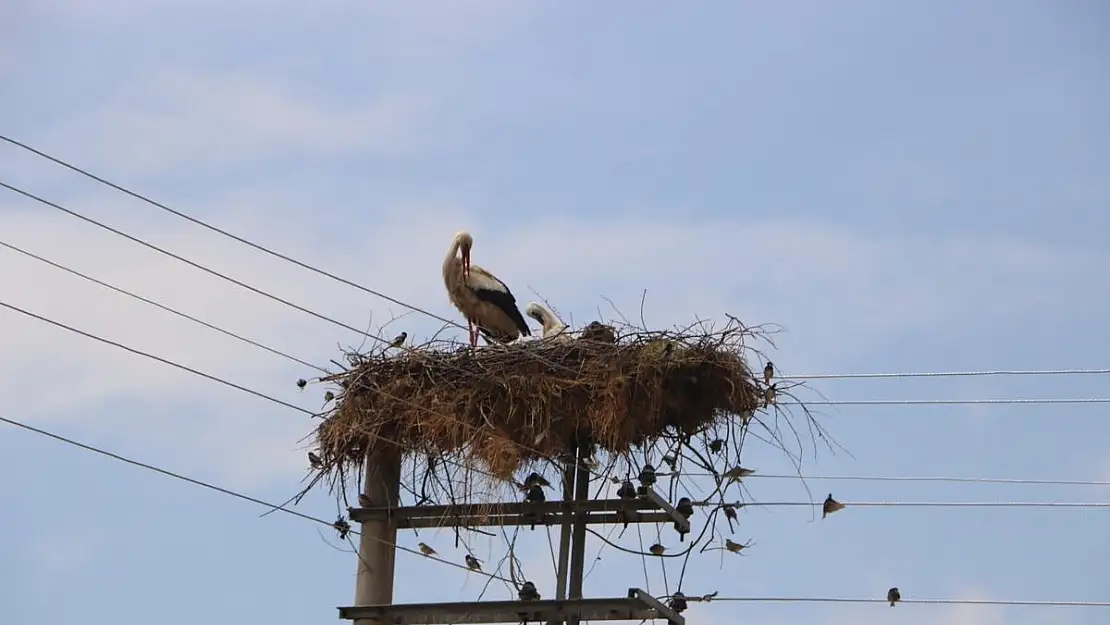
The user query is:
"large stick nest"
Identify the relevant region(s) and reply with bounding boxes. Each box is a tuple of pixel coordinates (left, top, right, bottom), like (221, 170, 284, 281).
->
(314, 318, 770, 483)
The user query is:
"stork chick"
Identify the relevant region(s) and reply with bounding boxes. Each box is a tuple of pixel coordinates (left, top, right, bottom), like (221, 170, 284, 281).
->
(524, 301, 570, 341)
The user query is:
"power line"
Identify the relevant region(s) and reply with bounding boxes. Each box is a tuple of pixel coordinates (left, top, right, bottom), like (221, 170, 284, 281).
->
(796, 398, 1110, 406)
(0, 300, 317, 416)
(0, 134, 472, 332)
(694, 500, 1110, 509)
(783, 367, 1110, 380)
(700, 596, 1110, 607)
(0, 238, 327, 374)
(669, 473, 1110, 486)
(0, 414, 514, 583)
(0, 180, 399, 350)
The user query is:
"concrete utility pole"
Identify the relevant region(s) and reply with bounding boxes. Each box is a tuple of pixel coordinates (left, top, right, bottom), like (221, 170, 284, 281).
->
(339, 444, 688, 625)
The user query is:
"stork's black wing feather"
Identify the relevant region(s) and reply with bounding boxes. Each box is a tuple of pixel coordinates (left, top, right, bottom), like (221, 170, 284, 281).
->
(472, 286, 531, 337)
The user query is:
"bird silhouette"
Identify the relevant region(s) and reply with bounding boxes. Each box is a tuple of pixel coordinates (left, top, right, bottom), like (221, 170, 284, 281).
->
(822, 494, 845, 519)
(649, 543, 666, 556)
(389, 332, 407, 349)
(518, 581, 541, 601)
(519, 472, 551, 490)
(308, 451, 323, 468)
(722, 504, 739, 522)
(418, 542, 437, 557)
(465, 554, 482, 571)
(708, 438, 724, 454)
(296, 378, 307, 390)
(887, 587, 901, 607)
(763, 361, 774, 385)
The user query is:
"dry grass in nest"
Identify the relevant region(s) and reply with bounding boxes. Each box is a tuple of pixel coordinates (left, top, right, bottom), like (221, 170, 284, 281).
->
(312, 317, 779, 493)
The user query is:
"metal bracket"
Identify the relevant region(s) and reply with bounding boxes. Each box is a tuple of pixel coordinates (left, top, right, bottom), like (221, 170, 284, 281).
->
(337, 587, 685, 625)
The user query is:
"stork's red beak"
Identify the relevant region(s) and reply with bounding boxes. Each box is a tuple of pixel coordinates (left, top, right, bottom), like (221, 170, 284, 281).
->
(462, 249, 471, 279)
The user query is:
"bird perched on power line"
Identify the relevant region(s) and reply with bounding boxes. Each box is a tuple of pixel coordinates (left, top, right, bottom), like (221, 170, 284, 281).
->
(418, 542, 437, 557)
(519, 472, 551, 491)
(296, 378, 307, 390)
(308, 451, 323, 469)
(723, 465, 755, 481)
(333, 516, 351, 539)
(649, 543, 666, 556)
(887, 587, 901, 607)
(763, 361, 774, 386)
(822, 494, 845, 519)
(724, 538, 750, 554)
(722, 504, 739, 522)
(465, 554, 482, 571)
(763, 383, 777, 407)
(518, 581, 541, 601)
(389, 332, 407, 349)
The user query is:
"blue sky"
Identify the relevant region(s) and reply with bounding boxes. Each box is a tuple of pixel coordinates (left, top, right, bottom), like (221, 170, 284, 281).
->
(2, 2, 1109, 624)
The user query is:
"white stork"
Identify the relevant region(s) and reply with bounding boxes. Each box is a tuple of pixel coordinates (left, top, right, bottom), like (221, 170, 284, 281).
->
(524, 301, 570, 341)
(443, 231, 531, 348)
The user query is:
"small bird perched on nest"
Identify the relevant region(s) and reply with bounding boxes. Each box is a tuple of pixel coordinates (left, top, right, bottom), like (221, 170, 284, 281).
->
(308, 451, 323, 469)
(763, 383, 777, 407)
(763, 361, 774, 385)
(887, 587, 901, 607)
(465, 554, 483, 571)
(418, 542, 437, 557)
(579, 321, 616, 344)
(648, 543, 666, 556)
(822, 494, 845, 519)
(389, 332, 407, 349)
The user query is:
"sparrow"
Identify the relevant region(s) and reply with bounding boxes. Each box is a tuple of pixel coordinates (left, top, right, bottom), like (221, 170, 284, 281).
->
(418, 542, 436, 557)
(333, 517, 351, 539)
(649, 543, 666, 556)
(723, 465, 756, 480)
(708, 438, 724, 454)
(616, 480, 637, 500)
(324, 391, 335, 403)
(822, 494, 845, 519)
(518, 581, 541, 601)
(763, 361, 774, 386)
(764, 383, 777, 407)
(519, 472, 551, 490)
(465, 554, 482, 571)
(722, 504, 739, 522)
(724, 538, 748, 553)
(358, 493, 372, 507)
(296, 378, 307, 390)
(389, 332, 407, 349)
(887, 587, 901, 607)
(308, 451, 323, 469)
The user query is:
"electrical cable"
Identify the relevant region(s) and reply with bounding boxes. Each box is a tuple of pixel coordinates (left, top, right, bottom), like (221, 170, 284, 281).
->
(0, 414, 515, 583)
(0, 238, 327, 373)
(666, 473, 1110, 486)
(698, 596, 1110, 607)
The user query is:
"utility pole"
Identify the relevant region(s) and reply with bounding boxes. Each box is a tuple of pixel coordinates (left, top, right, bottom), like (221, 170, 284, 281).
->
(338, 444, 689, 625)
